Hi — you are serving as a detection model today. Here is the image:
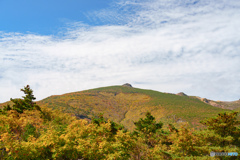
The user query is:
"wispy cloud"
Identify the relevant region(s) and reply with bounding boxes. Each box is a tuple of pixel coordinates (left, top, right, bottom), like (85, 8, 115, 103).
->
(0, 0, 240, 102)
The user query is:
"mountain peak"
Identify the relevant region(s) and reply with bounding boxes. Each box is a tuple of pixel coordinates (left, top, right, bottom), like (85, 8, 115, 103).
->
(122, 83, 133, 87)
(176, 92, 188, 96)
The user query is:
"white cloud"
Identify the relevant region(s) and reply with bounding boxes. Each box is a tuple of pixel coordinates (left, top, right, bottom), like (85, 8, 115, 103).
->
(0, 0, 240, 103)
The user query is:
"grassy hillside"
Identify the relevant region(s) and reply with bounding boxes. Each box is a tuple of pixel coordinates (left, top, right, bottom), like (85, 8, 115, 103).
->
(35, 85, 234, 130)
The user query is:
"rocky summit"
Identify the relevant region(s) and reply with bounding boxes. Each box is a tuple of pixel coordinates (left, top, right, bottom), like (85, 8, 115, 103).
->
(122, 83, 133, 87)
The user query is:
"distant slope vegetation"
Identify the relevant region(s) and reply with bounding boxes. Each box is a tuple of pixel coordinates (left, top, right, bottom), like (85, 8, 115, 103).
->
(189, 96, 240, 110)
(36, 85, 237, 130)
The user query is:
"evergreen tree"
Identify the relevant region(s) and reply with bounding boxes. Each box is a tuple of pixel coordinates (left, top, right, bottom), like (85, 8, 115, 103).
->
(133, 112, 163, 148)
(92, 113, 125, 135)
(134, 112, 163, 135)
(200, 111, 240, 147)
(2, 85, 41, 113)
(2, 104, 12, 112)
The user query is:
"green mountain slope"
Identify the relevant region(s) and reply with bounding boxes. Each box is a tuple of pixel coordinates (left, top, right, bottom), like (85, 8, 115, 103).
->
(35, 85, 236, 130)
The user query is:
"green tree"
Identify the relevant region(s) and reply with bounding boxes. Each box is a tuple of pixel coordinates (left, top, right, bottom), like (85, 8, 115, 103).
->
(133, 112, 163, 148)
(200, 111, 240, 147)
(2, 85, 41, 113)
(134, 112, 163, 135)
(92, 113, 125, 135)
(1, 104, 11, 112)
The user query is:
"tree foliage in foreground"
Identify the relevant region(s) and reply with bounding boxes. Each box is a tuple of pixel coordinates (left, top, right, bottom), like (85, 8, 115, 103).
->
(0, 86, 239, 159)
(1, 85, 41, 113)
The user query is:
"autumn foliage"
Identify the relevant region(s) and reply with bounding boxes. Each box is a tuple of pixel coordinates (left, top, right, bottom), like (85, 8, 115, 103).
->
(0, 86, 239, 159)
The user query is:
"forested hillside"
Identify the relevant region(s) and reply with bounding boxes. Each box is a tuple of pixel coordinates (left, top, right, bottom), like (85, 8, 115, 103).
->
(36, 85, 238, 130)
(0, 85, 239, 159)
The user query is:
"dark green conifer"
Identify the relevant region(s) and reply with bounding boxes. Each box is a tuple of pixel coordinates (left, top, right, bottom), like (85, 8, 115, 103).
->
(200, 111, 240, 147)
(3, 85, 41, 113)
(133, 112, 164, 148)
(92, 113, 125, 135)
(134, 112, 163, 135)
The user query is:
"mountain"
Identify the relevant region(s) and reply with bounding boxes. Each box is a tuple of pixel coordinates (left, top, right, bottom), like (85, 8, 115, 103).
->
(30, 84, 238, 130)
(1, 84, 239, 130)
(200, 98, 240, 110)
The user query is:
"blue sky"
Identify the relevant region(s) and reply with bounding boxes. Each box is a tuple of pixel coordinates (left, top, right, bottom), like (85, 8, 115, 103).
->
(0, 0, 114, 34)
(0, 0, 240, 103)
